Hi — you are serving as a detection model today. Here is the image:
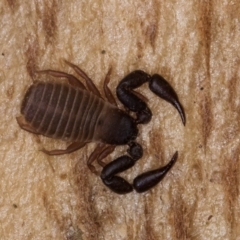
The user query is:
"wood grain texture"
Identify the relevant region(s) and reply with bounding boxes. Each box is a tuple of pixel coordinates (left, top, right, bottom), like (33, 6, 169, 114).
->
(0, 1, 240, 239)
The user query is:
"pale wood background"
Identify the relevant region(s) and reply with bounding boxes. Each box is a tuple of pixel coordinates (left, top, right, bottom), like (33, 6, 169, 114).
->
(0, 1, 240, 240)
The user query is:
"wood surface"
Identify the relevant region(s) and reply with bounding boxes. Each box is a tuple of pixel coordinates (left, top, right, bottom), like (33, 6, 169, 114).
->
(0, 1, 240, 239)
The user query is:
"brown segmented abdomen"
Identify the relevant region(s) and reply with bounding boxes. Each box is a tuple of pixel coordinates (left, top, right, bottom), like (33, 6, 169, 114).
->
(21, 81, 106, 142)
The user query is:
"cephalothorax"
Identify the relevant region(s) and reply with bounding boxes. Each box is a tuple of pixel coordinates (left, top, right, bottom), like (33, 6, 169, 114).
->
(17, 60, 185, 194)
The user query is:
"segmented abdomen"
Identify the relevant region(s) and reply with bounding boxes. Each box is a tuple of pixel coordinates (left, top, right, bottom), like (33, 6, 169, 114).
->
(21, 82, 105, 142)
